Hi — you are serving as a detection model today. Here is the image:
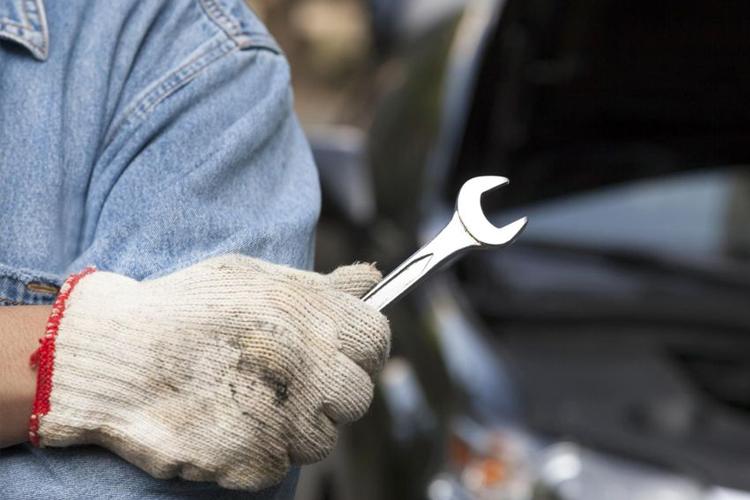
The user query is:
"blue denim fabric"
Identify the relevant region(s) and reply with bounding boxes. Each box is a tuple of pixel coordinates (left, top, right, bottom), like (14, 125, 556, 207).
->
(0, 0, 320, 498)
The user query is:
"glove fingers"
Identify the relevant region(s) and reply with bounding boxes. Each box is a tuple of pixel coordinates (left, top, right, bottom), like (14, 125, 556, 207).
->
(323, 352, 374, 424)
(335, 293, 391, 375)
(326, 263, 382, 298)
(218, 449, 291, 491)
(180, 463, 215, 483)
(287, 410, 338, 465)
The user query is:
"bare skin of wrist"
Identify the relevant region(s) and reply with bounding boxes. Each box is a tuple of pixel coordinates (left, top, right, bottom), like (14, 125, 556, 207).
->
(0, 305, 51, 448)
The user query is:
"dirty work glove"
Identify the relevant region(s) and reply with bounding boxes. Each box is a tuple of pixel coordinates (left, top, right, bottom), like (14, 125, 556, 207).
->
(28, 254, 390, 490)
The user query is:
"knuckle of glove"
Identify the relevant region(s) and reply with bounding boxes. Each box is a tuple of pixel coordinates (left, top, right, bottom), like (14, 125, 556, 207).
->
(287, 413, 339, 465)
(327, 262, 383, 298)
(217, 454, 290, 491)
(323, 354, 375, 424)
(335, 293, 391, 376)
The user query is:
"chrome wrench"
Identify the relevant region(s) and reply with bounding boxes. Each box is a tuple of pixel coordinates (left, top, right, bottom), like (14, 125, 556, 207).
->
(362, 176, 527, 311)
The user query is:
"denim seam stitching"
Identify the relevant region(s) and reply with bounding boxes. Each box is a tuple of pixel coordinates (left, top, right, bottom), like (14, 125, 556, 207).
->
(101, 33, 237, 149)
(199, 0, 241, 40)
(0, 19, 27, 28)
(0, 264, 61, 305)
(0, 0, 48, 59)
(21, 0, 46, 42)
(91, 34, 242, 231)
(198, 0, 280, 53)
(125, 38, 236, 125)
(0, 296, 22, 306)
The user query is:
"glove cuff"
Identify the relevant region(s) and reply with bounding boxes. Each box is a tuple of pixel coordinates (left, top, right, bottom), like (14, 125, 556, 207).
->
(28, 267, 96, 446)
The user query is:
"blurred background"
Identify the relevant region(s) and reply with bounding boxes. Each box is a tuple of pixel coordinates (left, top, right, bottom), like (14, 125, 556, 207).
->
(247, 0, 376, 127)
(247, 1, 750, 499)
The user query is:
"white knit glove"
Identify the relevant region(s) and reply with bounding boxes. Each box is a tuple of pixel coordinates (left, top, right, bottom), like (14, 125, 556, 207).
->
(28, 254, 390, 490)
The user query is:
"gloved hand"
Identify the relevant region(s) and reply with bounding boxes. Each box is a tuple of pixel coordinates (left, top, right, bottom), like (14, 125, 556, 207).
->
(28, 254, 390, 490)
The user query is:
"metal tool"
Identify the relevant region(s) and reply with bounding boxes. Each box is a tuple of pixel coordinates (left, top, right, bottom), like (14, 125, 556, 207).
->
(362, 176, 527, 311)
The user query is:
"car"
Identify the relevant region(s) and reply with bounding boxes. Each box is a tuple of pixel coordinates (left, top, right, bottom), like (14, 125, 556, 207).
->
(307, 0, 750, 498)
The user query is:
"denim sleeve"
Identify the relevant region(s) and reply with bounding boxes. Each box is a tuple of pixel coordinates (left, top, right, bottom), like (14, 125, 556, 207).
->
(65, 44, 321, 280)
(64, 31, 318, 500)
(0, 5, 319, 500)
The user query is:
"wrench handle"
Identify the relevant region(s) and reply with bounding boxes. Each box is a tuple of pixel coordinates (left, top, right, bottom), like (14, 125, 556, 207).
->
(362, 213, 479, 311)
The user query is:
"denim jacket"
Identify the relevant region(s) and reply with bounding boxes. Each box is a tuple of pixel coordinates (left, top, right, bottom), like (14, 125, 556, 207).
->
(0, 0, 320, 498)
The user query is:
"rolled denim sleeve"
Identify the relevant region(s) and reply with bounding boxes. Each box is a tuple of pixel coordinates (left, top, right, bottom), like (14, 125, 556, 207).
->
(61, 46, 318, 497)
(66, 46, 320, 279)
(4, 9, 318, 500)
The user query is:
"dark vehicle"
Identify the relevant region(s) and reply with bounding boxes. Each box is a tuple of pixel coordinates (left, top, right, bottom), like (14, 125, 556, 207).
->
(307, 0, 750, 498)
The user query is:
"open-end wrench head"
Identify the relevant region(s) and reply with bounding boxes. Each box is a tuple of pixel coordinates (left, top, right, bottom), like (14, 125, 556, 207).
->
(456, 176, 528, 246)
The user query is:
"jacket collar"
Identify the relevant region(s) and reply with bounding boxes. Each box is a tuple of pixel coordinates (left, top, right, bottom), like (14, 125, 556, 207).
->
(0, 0, 48, 60)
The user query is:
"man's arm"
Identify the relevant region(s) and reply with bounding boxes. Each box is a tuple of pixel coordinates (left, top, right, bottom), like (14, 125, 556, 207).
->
(0, 306, 49, 448)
